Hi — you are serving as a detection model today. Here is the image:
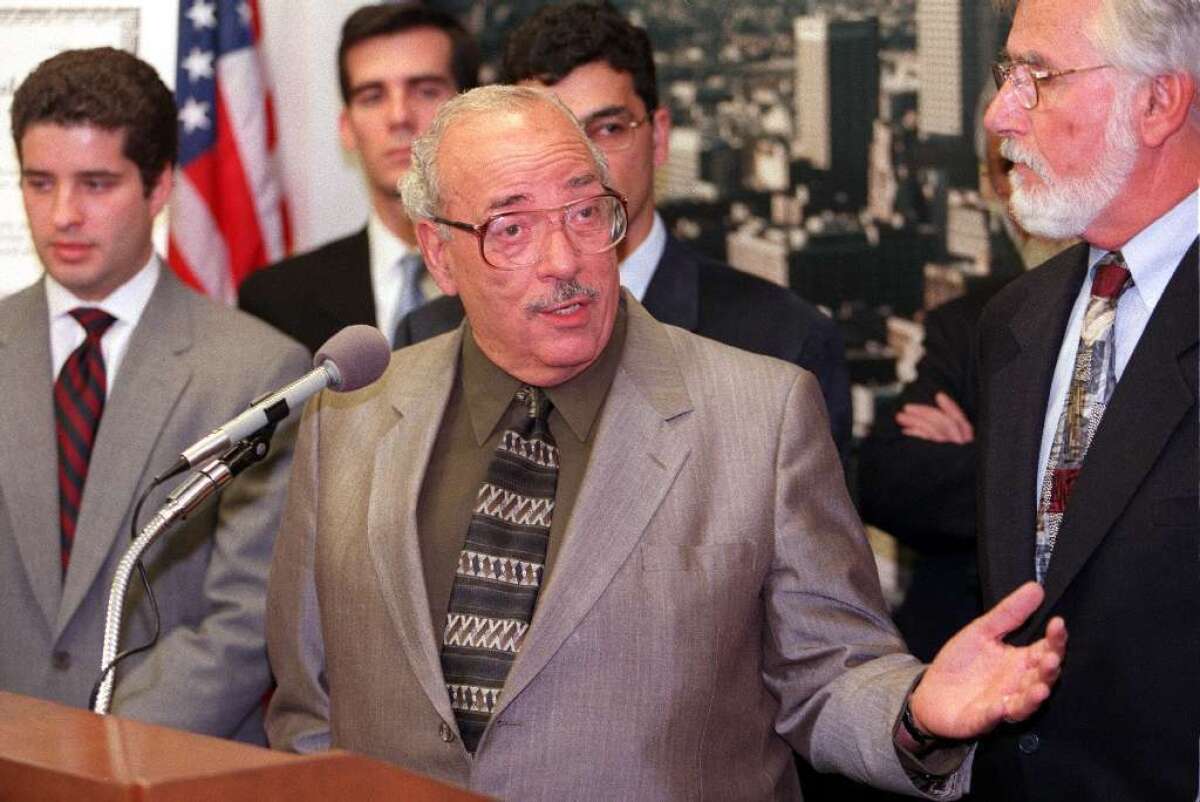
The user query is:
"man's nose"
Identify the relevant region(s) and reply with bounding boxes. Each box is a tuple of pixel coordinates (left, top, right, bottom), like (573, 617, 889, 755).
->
(52, 186, 82, 230)
(984, 81, 1029, 140)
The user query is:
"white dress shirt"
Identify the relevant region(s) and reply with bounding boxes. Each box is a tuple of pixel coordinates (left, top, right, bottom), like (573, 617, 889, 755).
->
(619, 212, 668, 302)
(367, 213, 425, 342)
(45, 256, 159, 395)
(1035, 190, 1198, 503)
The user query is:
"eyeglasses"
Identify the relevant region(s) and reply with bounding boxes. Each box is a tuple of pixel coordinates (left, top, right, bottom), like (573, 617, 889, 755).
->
(582, 113, 651, 153)
(991, 61, 1111, 110)
(432, 190, 629, 270)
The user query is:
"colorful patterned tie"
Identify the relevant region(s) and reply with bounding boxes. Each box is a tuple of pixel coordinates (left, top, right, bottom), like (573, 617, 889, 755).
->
(54, 308, 117, 575)
(440, 385, 557, 753)
(1035, 252, 1132, 582)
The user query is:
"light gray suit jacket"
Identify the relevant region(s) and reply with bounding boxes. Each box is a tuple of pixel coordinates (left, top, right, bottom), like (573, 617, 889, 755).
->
(266, 296, 971, 799)
(0, 269, 308, 742)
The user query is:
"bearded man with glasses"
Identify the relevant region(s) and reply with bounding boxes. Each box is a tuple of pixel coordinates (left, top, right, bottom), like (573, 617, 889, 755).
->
(972, 0, 1200, 799)
(396, 1, 852, 464)
(265, 84, 1069, 800)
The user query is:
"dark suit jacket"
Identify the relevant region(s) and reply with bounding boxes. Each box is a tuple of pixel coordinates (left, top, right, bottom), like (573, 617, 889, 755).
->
(238, 229, 374, 354)
(857, 277, 1012, 662)
(972, 240, 1199, 801)
(396, 235, 852, 458)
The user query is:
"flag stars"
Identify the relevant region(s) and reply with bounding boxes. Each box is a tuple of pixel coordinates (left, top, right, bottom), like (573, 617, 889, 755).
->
(237, 1, 253, 28)
(179, 97, 211, 134)
(181, 47, 214, 83)
(186, 0, 217, 30)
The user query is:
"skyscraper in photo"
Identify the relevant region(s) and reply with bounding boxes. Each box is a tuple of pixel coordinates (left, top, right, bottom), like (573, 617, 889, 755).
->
(793, 15, 880, 208)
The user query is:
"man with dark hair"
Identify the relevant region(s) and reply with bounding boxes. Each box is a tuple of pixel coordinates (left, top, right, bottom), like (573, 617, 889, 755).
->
(240, 4, 481, 353)
(396, 2, 851, 459)
(0, 47, 308, 742)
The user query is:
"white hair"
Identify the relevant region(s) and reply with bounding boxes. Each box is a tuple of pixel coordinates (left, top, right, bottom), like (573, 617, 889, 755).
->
(400, 84, 611, 237)
(997, 0, 1200, 124)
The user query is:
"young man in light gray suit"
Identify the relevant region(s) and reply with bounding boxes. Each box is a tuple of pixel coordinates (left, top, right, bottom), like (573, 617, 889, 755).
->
(266, 86, 1067, 798)
(0, 48, 308, 742)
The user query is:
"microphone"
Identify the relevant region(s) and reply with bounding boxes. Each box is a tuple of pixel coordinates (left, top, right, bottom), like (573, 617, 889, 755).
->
(161, 325, 391, 481)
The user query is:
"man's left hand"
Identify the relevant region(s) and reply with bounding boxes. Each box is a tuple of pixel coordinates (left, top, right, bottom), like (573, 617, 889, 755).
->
(908, 581, 1067, 740)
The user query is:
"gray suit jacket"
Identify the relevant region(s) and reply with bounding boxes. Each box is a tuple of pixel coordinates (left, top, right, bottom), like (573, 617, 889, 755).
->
(266, 295, 970, 799)
(0, 269, 309, 742)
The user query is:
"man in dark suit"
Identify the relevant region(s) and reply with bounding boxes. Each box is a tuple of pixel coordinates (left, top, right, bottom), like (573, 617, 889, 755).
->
(396, 3, 851, 458)
(0, 48, 307, 742)
(971, 0, 1199, 798)
(238, 5, 480, 353)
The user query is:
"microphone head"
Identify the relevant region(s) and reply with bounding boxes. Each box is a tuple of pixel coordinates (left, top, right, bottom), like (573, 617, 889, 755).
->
(314, 325, 391, 392)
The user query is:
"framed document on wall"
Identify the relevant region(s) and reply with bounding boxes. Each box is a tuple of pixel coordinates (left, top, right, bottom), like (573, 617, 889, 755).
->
(0, 2, 176, 298)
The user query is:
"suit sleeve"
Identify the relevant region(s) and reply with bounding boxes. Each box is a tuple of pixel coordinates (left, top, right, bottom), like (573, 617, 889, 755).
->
(264, 393, 332, 752)
(111, 339, 311, 739)
(763, 371, 972, 797)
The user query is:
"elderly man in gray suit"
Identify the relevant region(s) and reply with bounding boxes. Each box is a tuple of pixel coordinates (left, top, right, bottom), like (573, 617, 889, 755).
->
(0, 48, 308, 742)
(266, 86, 1066, 798)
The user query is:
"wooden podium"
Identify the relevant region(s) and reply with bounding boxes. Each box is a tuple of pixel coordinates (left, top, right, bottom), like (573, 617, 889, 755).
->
(0, 692, 488, 801)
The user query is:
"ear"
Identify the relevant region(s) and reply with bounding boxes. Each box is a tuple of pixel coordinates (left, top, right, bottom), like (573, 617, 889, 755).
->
(415, 219, 459, 296)
(1137, 71, 1196, 148)
(147, 165, 174, 218)
(651, 106, 671, 169)
(338, 107, 359, 153)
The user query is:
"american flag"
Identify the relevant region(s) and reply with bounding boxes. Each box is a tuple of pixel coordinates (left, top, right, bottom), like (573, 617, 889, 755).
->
(168, 0, 290, 303)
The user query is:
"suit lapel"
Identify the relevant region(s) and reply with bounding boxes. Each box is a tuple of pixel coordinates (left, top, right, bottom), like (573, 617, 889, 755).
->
(641, 236, 700, 331)
(56, 272, 194, 636)
(315, 228, 375, 327)
(494, 298, 694, 719)
(365, 331, 461, 722)
(0, 283, 63, 630)
(980, 245, 1088, 605)
(1033, 240, 1199, 631)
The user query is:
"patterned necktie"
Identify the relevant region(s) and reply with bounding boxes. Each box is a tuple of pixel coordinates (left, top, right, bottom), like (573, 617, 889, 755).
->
(391, 252, 426, 346)
(1035, 252, 1132, 582)
(440, 385, 558, 753)
(54, 308, 117, 575)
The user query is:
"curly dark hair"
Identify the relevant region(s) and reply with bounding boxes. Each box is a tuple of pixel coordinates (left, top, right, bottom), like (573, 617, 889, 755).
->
(10, 47, 176, 195)
(500, 2, 658, 113)
(338, 4, 480, 104)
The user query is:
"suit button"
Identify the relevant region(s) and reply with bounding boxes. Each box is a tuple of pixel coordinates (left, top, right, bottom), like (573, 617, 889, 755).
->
(439, 722, 456, 743)
(1018, 733, 1040, 754)
(51, 651, 71, 671)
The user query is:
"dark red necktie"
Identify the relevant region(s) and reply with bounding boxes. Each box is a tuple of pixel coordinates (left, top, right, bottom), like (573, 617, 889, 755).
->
(54, 308, 116, 575)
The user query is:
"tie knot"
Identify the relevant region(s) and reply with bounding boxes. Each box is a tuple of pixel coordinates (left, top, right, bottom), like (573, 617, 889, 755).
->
(69, 307, 117, 340)
(516, 385, 551, 422)
(1091, 252, 1132, 300)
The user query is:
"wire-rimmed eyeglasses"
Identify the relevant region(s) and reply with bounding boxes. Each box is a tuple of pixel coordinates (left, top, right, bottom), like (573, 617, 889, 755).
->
(582, 112, 652, 153)
(432, 190, 629, 270)
(991, 61, 1111, 110)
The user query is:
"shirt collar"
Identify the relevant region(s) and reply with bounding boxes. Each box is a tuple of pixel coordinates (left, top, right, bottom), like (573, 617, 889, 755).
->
(44, 254, 160, 328)
(461, 299, 629, 446)
(368, 211, 416, 285)
(619, 212, 667, 302)
(1087, 189, 1198, 311)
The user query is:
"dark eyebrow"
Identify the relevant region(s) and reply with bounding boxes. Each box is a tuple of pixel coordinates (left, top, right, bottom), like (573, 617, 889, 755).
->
(581, 105, 633, 125)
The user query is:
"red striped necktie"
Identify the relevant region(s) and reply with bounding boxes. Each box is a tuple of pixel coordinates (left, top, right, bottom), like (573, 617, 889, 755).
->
(54, 307, 117, 575)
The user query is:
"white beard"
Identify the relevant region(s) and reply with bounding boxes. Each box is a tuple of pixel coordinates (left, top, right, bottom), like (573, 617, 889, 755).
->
(1001, 87, 1140, 240)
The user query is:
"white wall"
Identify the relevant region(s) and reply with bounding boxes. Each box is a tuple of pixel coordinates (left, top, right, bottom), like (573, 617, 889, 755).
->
(260, 0, 371, 253)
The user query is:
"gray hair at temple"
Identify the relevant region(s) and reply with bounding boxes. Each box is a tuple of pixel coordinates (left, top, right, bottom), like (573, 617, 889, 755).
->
(400, 85, 611, 239)
(996, 0, 1200, 124)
